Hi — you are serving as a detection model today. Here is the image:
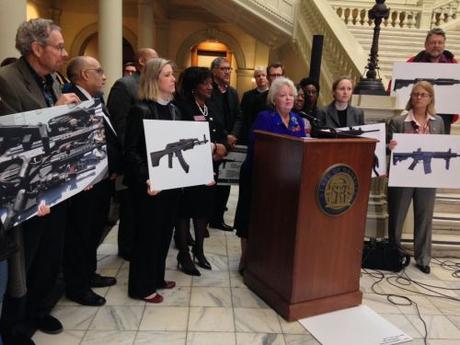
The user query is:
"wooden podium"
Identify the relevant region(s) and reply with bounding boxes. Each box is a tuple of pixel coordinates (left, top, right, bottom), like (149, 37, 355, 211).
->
(244, 131, 377, 321)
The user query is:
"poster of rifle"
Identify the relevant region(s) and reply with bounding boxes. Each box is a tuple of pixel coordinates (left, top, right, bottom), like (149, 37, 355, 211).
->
(388, 133, 460, 188)
(337, 123, 386, 177)
(143, 120, 214, 191)
(391, 62, 460, 114)
(0, 99, 108, 229)
(217, 145, 247, 185)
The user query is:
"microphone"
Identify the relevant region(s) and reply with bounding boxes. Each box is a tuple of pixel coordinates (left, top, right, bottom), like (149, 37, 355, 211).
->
(298, 111, 321, 125)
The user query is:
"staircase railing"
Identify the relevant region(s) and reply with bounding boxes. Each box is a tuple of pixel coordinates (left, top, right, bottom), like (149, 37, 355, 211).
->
(294, 0, 373, 103)
(328, 0, 460, 29)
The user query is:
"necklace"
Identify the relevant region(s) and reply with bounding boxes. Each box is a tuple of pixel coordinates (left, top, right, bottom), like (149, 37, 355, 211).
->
(195, 100, 208, 117)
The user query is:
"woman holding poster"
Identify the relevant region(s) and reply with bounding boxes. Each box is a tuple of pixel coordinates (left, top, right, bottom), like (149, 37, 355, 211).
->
(387, 81, 445, 274)
(124, 58, 181, 303)
(174, 66, 227, 276)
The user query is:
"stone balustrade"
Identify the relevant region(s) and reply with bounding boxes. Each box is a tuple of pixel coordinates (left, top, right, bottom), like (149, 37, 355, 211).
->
(329, 0, 421, 28)
(294, 0, 371, 103)
(431, 0, 460, 26)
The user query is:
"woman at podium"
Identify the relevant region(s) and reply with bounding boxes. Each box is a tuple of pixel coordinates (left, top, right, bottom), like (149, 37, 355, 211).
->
(234, 77, 305, 275)
(387, 81, 445, 274)
(317, 76, 364, 128)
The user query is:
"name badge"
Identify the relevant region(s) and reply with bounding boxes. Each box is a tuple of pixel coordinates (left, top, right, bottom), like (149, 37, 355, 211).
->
(193, 115, 206, 121)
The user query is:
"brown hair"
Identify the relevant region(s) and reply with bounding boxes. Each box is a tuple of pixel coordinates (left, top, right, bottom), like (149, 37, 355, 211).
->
(405, 80, 436, 115)
(332, 76, 353, 92)
(425, 27, 446, 44)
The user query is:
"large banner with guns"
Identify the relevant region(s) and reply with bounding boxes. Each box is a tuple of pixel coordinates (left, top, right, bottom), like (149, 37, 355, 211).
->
(0, 100, 108, 229)
(143, 120, 214, 191)
(391, 62, 460, 114)
(388, 133, 460, 188)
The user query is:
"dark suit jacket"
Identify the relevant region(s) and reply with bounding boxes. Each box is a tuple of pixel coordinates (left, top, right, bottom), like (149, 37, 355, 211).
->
(106, 73, 140, 147)
(387, 112, 445, 141)
(63, 84, 123, 175)
(317, 102, 365, 128)
(211, 83, 243, 140)
(124, 100, 181, 186)
(0, 57, 62, 115)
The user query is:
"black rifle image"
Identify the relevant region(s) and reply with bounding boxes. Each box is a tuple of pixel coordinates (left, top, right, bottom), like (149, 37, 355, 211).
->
(392, 148, 460, 174)
(393, 78, 460, 92)
(150, 135, 209, 173)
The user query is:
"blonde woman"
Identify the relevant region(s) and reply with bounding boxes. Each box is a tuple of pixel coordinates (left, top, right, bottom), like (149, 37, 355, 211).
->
(124, 58, 181, 302)
(387, 81, 445, 274)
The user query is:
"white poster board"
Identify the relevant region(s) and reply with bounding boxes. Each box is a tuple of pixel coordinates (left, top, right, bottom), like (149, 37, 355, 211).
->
(337, 123, 387, 177)
(143, 120, 214, 191)
(217, 145, 247, 185)
(391, 62, 460, 114)
(300, 305, 412, 345)
(0, 100, 108, 228)
(388, 133, 460, 188)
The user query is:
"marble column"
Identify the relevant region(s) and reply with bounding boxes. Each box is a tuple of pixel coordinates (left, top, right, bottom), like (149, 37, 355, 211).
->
(137, 0, 154, 49)
(0, 0, 27, 59)
(99, 0, 123, 95)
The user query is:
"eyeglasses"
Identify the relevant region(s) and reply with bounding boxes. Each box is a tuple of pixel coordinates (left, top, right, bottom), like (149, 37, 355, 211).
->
(411, 92, 431, 98)
(45, 43, 66, 54)
(85, 68, 105, 75)
(269, 73, 283, 78)
(219, 67, 232, 71)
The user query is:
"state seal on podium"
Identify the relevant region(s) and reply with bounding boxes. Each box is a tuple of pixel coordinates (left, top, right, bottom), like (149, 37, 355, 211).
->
(317, 164, 359, 216)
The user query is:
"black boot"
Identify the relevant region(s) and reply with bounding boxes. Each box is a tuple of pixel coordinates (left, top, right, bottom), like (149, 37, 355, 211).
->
(192, 246, 212, 270)
(177, 251, 200, 276)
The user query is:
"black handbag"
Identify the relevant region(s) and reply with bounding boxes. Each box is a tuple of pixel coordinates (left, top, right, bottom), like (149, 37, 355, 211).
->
(362, 238, 410, 272)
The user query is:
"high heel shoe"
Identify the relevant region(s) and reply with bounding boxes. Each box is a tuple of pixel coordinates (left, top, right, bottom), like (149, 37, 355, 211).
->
(192, 247, 212, 270)
(177, 251, 201, 276)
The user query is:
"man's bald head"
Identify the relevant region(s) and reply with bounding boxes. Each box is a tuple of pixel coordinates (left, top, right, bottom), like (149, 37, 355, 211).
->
(67, 56, 106, 96)
(136, 48, 158, 71)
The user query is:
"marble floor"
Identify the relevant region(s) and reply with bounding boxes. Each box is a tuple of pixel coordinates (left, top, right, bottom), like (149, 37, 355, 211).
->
(32, 188, 460, 345)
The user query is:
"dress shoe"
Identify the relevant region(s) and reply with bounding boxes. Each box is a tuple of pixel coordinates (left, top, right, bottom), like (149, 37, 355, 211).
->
(192, 247, 212, 270)
(177, 251, 201, 276)
(90, 273, 117, 288)
(209, 221, 233, 231)
(35, 314, 63, 334)
(158, 280, 176, 289)
(67, 290, 106, 306)
(416, 264, 431, 274)
(144, 293, 163, 303)
(3, 333, 36, 345)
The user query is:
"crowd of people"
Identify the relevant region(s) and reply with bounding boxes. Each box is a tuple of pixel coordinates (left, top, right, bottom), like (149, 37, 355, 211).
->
(0, 17, 456, 345)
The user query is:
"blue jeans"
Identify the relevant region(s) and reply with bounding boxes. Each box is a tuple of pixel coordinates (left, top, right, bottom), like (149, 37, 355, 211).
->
(0, 260, 8, 345)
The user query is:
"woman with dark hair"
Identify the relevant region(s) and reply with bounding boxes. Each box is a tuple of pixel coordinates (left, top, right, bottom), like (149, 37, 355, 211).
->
(174, 66, 227, 276)
(317, 76, 364, 128)
(387, 81, 444, 274)
(124, 58, 181, 303)
(299, 77, 320, 119)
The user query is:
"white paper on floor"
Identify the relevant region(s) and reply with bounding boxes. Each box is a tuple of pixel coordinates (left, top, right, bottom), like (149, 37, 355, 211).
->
(299, 305, 412, 345)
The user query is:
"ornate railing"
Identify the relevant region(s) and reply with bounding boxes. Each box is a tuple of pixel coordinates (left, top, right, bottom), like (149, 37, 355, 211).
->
(329, 1, 421, 28)
(431, 0, 460, 26)
(294, 0, 374, 103)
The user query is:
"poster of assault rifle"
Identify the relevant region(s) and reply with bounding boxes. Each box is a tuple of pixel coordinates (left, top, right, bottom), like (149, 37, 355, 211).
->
(391, 62, 460, 114)
(0, 99, 108, 229)
(217, 145, 247, 185)
(337, 123, 386, 177)
(143, 120, 214, 191)
(388, 133, 460, 188)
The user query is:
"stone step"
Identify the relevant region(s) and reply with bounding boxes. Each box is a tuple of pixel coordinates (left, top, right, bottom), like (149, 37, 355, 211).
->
(401, 232, 460, 257)
(434, 196, 460, 213)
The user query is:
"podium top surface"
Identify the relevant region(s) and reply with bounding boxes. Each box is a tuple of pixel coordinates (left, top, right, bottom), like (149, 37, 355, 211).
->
(254, 130, 378, 144)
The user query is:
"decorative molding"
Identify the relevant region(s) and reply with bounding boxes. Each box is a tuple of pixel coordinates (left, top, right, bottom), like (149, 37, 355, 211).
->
(69, 23, 137, 58)
(175, 27, 247, 69)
